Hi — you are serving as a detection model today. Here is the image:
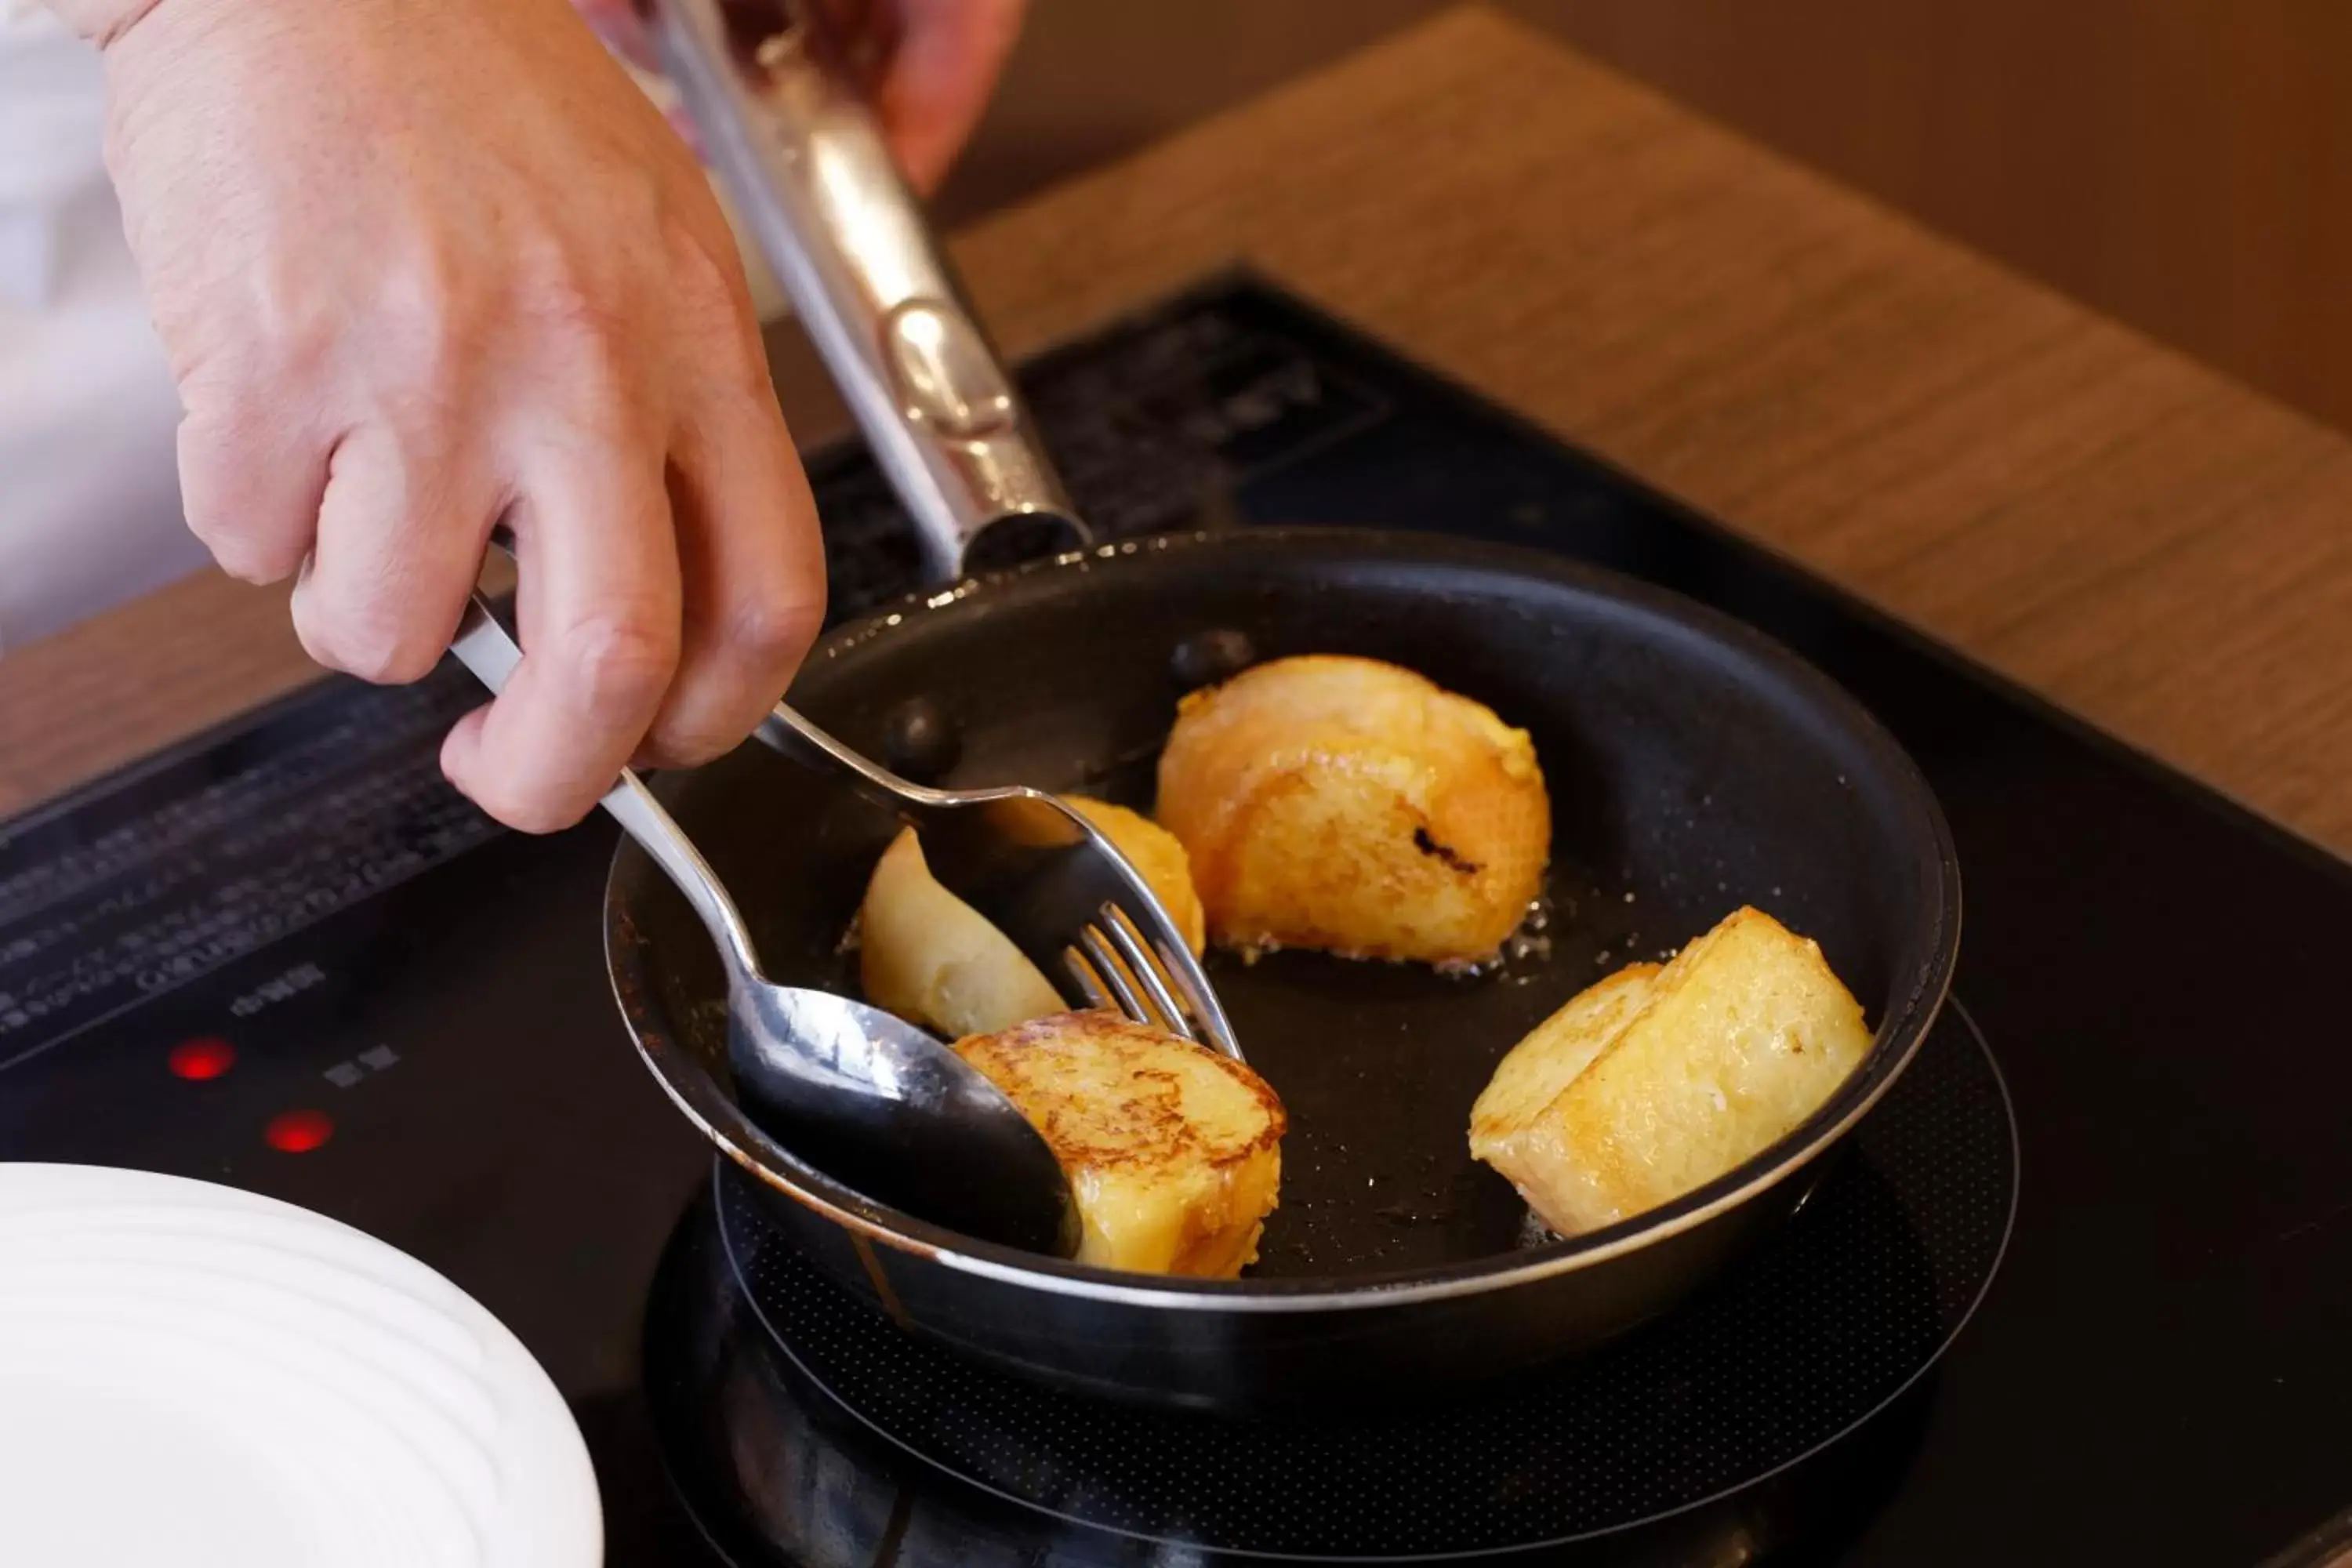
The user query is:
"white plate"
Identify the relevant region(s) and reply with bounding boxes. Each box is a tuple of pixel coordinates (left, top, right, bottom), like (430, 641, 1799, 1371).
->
(0, 1164, 601, 1568)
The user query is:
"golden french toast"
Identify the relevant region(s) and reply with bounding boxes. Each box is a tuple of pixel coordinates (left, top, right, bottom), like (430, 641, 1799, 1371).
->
(1154, 655, 1551, 967)
(955, 1011, 1286, 1276)
(858, 797, 1206, 1041)
(1469, 907, 1871, 1236)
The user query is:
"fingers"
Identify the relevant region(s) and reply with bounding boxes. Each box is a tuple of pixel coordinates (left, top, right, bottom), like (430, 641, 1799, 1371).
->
(176, 396, 329, 585)
(289, 424, 497, 684)
(646, 386, 826, 768)
(441, 435, 682, 833)
(877, 0, 1025, 192)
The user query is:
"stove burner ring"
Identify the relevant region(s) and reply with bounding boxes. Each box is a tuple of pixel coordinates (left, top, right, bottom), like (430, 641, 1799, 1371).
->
(656, 1002, 2015, 1562)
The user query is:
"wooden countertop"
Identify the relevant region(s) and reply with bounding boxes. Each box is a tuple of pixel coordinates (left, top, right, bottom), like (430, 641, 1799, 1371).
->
(6, 6, 2350, 855)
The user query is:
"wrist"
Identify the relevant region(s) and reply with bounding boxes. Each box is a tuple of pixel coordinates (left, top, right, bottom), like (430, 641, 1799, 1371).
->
(45, 0, 172, 46)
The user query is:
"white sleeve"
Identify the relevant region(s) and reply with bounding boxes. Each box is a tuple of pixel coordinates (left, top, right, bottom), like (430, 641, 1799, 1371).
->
(0, 4, 205, 652)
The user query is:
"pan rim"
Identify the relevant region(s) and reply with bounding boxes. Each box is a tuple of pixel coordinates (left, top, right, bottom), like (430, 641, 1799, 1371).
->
(606, 527, 1962, 1312)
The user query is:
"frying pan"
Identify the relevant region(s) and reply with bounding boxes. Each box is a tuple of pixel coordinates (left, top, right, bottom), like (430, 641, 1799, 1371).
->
(612, 0, 1956, 1411)
(606, 527, 1960, 1411)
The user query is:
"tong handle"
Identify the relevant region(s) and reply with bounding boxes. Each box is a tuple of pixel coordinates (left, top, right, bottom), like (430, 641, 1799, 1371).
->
(641, 0, 1088, 579)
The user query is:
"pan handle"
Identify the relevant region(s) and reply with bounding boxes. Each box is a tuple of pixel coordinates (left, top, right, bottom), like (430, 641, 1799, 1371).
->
(641, 0, 1089, 579)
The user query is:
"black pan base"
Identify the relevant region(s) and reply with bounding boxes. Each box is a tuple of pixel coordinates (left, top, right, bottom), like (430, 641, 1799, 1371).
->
(645, 1002, 2014, 1563)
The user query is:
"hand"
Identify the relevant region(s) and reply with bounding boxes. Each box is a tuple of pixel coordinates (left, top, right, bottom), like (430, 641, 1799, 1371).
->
(574, 0, 1025, 194)
(79, 0, 827, 832)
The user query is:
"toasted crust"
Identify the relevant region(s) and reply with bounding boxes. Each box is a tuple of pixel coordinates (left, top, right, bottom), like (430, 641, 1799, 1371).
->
(1468, 964, 1661, 1143)
(956, 1011, 1287, 1276)
(1155, 655, 1552, 966)
(858, 797, 1207, 1040)
(1469, 907, 1871, 1235)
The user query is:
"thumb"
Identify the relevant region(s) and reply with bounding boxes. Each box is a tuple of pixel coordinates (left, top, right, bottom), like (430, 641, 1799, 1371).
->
(874, 0, 1024, 194)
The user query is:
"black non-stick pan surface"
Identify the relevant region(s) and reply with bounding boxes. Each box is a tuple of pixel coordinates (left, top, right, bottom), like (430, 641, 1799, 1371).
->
(608, 528, 1958, 1409)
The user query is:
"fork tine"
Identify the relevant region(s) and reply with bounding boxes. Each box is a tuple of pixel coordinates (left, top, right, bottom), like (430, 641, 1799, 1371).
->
(1159, 957, 1225, 1052)
(1102, 903, 1197, 1044)
(1078, 923, 1160, 1029)
(1063, 946, 1117, 1012)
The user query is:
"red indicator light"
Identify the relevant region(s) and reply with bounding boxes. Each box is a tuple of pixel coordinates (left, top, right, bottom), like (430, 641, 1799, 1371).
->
(168, 1037, 237, 1081)
(263, 1109, 335, 1154)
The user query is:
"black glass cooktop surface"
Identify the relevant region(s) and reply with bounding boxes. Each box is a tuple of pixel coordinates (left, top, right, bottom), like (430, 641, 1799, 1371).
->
(648, 999, 2015, 1563)
(2, 274, 2347, 1565)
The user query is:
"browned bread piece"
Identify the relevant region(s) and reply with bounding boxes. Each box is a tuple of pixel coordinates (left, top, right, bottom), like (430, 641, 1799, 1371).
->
(955, 1011, 1286, 1276)
(858, 797, 1206, 1040)
(1154, 655, 1551, 967)
(1469, 907, 1870, 1234)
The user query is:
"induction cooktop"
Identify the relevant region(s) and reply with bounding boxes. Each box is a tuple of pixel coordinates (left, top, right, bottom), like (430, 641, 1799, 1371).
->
(2, 273, 2346, 1566)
